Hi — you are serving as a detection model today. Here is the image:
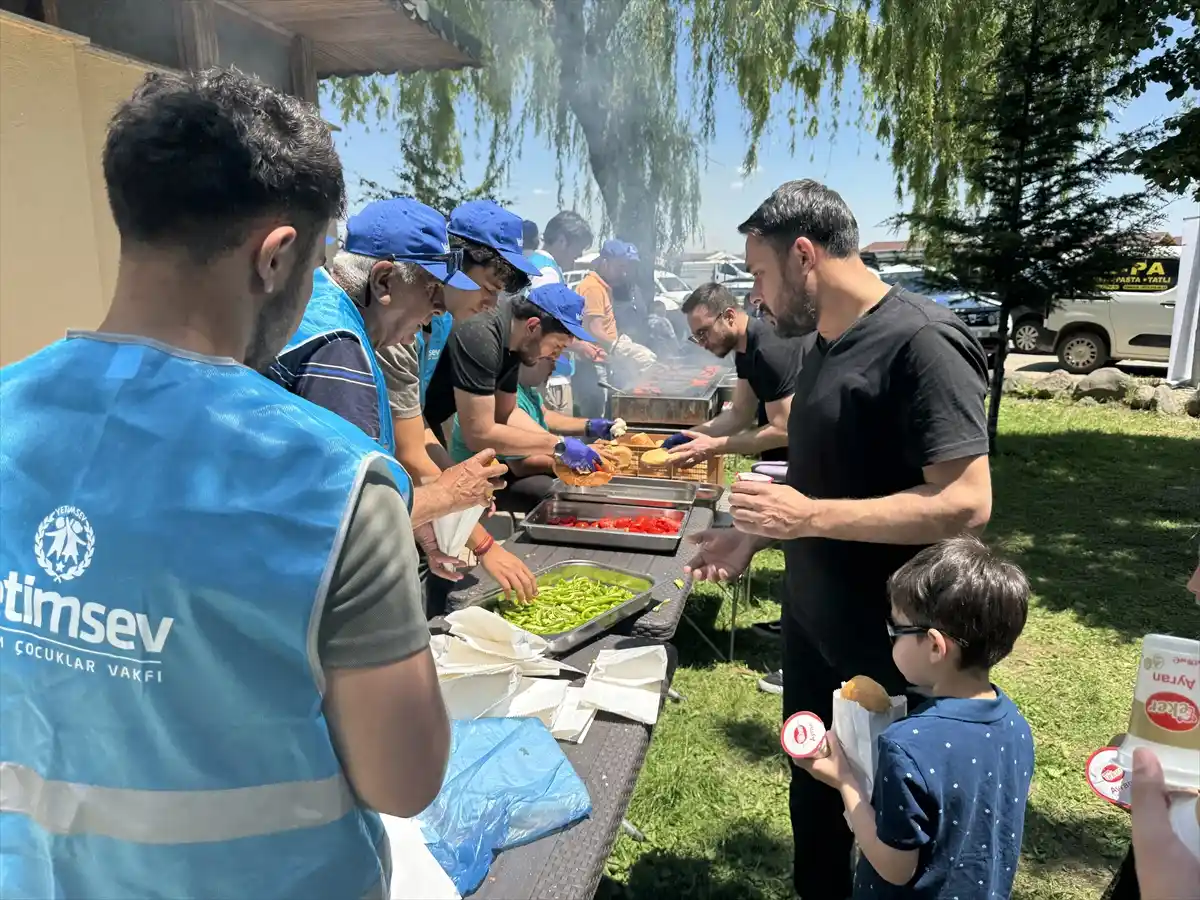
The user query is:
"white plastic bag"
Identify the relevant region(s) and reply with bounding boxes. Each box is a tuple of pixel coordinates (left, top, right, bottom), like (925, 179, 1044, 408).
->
(831, 689, 907, 800)
(433, 505, 485, 558)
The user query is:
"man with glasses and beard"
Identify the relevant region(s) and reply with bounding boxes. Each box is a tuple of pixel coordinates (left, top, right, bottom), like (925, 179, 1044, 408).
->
(684, 179, 993, 899)
(664, 281, 808, 466)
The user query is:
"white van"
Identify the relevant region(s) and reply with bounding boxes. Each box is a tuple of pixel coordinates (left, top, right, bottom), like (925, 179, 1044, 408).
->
(1039, 254, 1180, 373)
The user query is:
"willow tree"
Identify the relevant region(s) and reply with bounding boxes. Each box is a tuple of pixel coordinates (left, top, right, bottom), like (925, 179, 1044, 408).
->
(324, 0, 1008, 266)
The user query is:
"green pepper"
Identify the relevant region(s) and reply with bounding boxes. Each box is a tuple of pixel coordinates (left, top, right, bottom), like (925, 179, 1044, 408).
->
(496, 576, 635, 635)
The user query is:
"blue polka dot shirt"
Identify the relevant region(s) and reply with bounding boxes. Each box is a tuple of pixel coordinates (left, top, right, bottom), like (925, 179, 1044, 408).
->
(852, 687, 1034, 899)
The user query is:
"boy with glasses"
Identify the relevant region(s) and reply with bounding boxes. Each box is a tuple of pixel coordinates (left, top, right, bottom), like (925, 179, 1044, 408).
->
(802, 535, 1034, 899)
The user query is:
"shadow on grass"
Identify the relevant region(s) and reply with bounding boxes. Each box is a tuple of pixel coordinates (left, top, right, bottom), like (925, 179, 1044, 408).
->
(719, 717, 782, 764)
(671, 582, 783, 674)
(990, 430, 1200, 642)
(598, 822, 792, 900)
(1017, 799, 1128, 893)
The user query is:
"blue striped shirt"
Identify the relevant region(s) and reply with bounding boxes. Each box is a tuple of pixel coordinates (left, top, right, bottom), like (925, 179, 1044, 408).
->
(267, 332, 382, 443)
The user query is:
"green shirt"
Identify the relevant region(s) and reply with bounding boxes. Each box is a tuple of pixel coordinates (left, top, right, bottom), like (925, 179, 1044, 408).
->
(450, 384, 546, 463)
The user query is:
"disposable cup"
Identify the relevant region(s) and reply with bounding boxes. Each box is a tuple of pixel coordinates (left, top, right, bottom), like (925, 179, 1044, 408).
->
(781, 711, 829, 760)
(735, 472, 775, 484)
(1116, 633, 1200, 790)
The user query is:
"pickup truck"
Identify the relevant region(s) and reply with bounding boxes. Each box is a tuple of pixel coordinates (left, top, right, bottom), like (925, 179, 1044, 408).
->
(1037, 256, 1179, 374)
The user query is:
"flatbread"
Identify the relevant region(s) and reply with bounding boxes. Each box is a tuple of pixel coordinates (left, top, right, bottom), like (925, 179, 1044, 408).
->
(553, 459, 615, 487)
(599, 444, 633, 468)
(640, 448, 670, 467)
(621, 432, 656, 448)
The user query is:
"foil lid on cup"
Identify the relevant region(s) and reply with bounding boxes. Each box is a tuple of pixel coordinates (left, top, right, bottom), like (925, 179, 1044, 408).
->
(781, 711, 828, 759)
(736, 472, 775, 483)
(1084, 747, 1132, 810)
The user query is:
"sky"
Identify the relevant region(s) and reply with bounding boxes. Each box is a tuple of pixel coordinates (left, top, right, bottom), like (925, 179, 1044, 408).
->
(322, 56, 1198, 259)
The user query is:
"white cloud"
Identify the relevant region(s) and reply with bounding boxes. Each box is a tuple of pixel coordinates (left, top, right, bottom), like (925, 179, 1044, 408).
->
(730, 180, 744, 190)
(532, 187, 549, 195)
(737, 162, 760, 178)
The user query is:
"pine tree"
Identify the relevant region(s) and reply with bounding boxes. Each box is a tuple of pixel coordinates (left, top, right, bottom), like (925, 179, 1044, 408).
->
(898, 0, 1165, 451)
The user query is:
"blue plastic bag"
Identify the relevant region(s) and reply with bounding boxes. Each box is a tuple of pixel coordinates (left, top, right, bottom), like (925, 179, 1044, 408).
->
(417, 717, 592, 895)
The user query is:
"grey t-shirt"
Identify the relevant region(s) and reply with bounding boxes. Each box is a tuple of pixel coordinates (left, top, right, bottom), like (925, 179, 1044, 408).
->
(376, 342, 422, 421)
(317, 468, 429, 669)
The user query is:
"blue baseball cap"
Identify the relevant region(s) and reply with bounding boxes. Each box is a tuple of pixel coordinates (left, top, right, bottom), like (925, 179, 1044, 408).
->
(599, 239, 640, 261)
(526, 283, 595, 343)
(344, 198, 479, 290)
(448, 200, 542, 279)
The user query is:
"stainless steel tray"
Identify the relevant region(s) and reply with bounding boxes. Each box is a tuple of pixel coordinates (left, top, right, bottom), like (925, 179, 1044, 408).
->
(550, 475, 698, 509)
(469, 560, 658, 655)
(523, 498, 690, 553)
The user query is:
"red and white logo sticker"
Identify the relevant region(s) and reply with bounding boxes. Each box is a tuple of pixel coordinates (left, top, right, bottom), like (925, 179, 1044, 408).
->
(1085, 747, 1131, 809)
(1145, 692, 1200, 732)
(781, 711, 828, 759)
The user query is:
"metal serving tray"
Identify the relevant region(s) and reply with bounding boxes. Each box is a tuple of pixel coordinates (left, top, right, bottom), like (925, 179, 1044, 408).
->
(469, 560, 658, 655)
(523, 498, 690, 553)
(550, 475, 698, 509)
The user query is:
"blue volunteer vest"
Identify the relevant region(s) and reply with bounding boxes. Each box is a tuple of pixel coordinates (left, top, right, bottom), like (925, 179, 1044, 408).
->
(414, 311, 455, 406)
(0, 333, 414, 899)
(283, 268, 396, 454)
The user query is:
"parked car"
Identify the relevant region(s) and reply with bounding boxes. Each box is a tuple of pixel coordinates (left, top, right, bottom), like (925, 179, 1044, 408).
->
(562, 268, 693, 312)
(1008, 305, 1047, 353)
(1037, 255, 1180, 374)
(653, 270, 692, 311)
(875, 265, 1002, 364)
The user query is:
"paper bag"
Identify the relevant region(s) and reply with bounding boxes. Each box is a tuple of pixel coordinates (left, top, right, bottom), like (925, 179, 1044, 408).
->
(445, 607, 549, 660)
(433, 505, 485, 557)
(378, 815, 461, 899)
(551, 687, 598, 743)
(486, 678, 570, 727)
(439, 670, 522, 720)
(579, 645, 668, 725)
(831, 690, 907, 800)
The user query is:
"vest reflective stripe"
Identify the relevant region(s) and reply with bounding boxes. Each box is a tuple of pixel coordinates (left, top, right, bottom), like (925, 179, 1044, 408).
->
(0, 761, 355, 844)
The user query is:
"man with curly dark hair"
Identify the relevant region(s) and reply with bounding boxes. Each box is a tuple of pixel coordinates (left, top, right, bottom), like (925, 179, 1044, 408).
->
(0, 68, 448, 898)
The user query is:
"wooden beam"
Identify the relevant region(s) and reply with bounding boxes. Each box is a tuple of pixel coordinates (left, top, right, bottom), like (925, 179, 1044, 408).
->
(289, 34, 317, 103)
(176, 0, 219, 71)
(38, 0, 58, 27)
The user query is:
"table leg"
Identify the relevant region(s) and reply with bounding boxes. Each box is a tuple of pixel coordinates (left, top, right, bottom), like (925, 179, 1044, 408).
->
(681, 611, 728, 662)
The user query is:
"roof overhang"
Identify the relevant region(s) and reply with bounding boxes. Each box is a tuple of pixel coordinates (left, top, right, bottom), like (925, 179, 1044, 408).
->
(224, 0, 482, 76)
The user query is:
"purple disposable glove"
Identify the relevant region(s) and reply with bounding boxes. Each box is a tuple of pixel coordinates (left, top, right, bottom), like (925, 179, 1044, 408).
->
(585, 418, 616, 440)
(661, 432, 691, 450)
(557, 437, 602, 473)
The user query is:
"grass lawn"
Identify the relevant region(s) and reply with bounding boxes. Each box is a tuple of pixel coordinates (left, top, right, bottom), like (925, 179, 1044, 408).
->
(597, 400, 1200, 900)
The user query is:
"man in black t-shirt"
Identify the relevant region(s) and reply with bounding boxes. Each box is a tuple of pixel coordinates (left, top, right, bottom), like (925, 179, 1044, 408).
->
(662, 282, 808, 466)
(423, 284, 610, 508)
(685, 180, 991, 899)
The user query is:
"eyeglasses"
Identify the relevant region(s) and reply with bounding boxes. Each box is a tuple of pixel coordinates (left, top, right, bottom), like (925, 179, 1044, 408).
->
(886, 618, 970, 648)
(687, 309, 736, 344)
(385, 248, 465, 284)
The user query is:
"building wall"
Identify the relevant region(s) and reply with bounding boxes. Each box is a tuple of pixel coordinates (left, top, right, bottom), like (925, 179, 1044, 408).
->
(0, 12, 150, 365)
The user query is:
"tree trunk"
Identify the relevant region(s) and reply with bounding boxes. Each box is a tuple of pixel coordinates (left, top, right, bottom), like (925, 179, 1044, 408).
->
(987, 306, 1011, 454)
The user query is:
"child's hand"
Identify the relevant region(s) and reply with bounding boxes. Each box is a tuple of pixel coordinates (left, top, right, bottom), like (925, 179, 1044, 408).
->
(798, 730, 862, 795)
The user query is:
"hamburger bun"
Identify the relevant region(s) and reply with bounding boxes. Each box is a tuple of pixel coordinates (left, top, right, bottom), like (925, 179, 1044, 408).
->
(840, 675, 892, 713)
